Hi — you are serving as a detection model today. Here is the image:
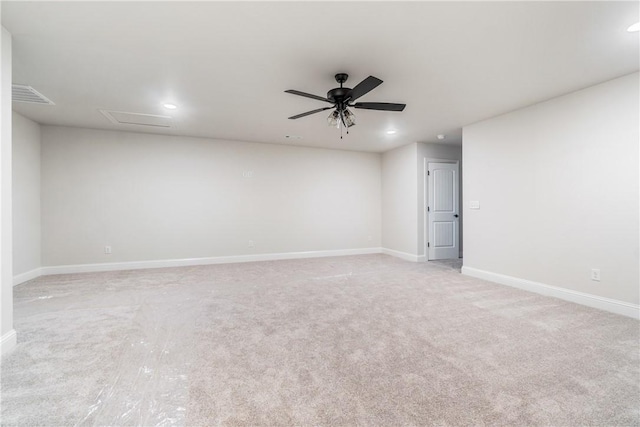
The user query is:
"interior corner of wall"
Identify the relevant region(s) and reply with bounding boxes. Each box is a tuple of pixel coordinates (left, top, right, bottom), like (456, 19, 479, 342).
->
(0, 329, 17, 355)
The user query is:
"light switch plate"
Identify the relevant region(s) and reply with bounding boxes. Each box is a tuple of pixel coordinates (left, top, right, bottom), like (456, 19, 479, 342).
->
(470, 201, 480, 209)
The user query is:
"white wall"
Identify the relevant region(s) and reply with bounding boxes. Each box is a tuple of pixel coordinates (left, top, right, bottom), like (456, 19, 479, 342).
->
(417, 142, 462, 258)
(1, 24, 16, 353)
(41, 126, 381, 267)
(12, 113, 40, 279)
(463, 72, 639, 306)
(381, 143, 418, 258)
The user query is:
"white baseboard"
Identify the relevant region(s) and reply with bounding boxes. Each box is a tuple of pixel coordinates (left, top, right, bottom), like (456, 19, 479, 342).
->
(20, 247, 428, 282)
(39, 247, 384, 276)
(461, 266, 640, 320)
(13, 267, 42, 286)
(381, 248, 422, 262)
(1, 329, 17, 355)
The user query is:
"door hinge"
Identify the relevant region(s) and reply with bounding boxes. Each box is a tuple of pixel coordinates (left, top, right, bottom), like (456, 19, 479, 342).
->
(427, 206, 430, 212)
(427, 242, 430, 248)
(427, 170, 430, 176)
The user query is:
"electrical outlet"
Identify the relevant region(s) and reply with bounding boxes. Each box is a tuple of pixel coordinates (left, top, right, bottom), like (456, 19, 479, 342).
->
(104, 245, 112, 255)
(248, 240, 255, 248)
(243, 171, 254, 178)
(591, 269, 600, 282)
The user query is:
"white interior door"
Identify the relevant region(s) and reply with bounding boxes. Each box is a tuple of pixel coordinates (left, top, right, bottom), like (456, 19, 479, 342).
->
(427, 162, 459, 260)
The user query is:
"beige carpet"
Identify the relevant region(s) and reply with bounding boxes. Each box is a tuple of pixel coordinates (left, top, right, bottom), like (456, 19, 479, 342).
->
(1, 255, 638, 426)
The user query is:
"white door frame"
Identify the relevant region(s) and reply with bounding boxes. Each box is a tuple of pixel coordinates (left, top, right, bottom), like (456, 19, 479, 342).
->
(423, 158, 460, 261)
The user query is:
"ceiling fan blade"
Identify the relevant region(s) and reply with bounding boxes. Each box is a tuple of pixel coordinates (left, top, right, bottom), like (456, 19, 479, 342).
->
(288, 107, 333, 120)
(350, 76, 383, 101)
(285, 89, 332, 103)
(353, 102, 406, 112)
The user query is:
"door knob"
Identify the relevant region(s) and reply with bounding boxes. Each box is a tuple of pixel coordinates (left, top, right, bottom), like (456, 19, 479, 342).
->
(454, 214, 459, 218)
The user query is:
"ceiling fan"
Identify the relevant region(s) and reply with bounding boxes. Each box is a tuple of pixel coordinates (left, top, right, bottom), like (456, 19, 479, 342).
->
(285, 73, 406, 138)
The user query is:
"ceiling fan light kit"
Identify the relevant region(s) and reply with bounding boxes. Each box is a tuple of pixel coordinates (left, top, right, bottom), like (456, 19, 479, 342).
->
(327, 110, 340, 127)
(286, 73, 406, 139)
(342, 109, 356, 127)
(327, 108, 356, 128)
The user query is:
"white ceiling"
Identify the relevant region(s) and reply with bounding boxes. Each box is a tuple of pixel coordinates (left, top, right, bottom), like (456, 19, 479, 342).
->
(3, 1, 638, 152)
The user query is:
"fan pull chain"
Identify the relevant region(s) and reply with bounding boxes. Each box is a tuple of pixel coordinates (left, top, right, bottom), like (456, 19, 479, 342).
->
(340, 109, 349, 139)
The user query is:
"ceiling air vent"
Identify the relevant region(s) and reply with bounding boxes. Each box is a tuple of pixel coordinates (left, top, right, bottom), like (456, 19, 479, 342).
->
(99, 110, 174, 128)
(12, 84, 55, 105)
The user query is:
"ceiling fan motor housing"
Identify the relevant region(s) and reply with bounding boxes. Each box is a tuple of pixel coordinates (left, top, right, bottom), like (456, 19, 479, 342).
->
(327, 87, 352, 108)
(328, 73, 352, 109)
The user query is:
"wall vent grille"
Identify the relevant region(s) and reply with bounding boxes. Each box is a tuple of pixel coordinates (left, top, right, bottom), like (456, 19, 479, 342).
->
(12, 84, 55, 105)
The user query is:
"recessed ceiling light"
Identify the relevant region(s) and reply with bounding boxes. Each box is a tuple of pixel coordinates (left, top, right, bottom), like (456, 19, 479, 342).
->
(437, 134, 446, 140)
(163, 103, 177, 110)
(628, 22, 640, 32)
(386, 130, 397, 135)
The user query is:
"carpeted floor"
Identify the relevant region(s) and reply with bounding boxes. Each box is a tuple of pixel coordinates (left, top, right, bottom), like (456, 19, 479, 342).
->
(1, 254, 638, 426)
